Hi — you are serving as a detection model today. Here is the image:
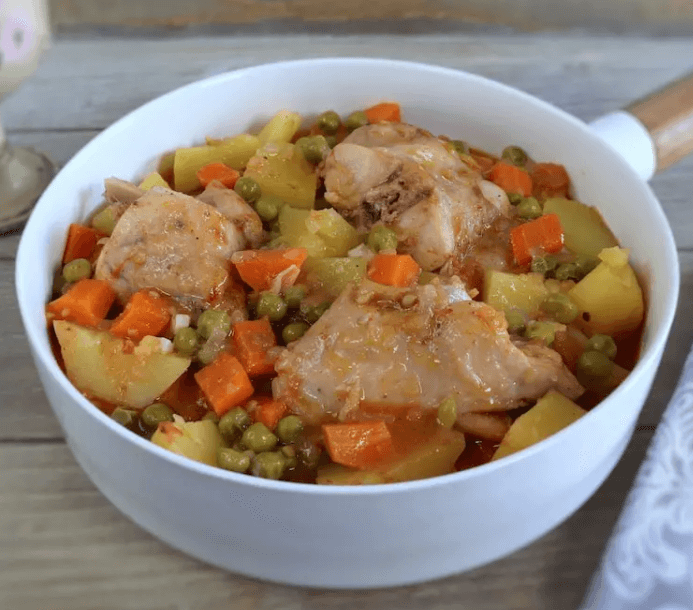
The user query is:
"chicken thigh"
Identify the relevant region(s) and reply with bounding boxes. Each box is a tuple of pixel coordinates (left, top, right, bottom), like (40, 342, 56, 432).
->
(273, 280, 583, 423)
(322, 123, 509, 271)
(95, 187, 248, 306)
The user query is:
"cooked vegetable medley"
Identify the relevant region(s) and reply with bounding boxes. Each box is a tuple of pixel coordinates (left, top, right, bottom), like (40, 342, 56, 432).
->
(46, 102, 645, 484)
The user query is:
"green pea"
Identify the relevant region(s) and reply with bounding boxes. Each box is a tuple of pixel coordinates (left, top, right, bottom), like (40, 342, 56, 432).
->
(296, 136, 327, 164)
(577, 350, 614, 380)
(197, 309, 231, 340)
(141, 403, 174, 429)
(234, 176, 262, 203)
(437, 397, 457, 429)
(256, 292, 287, 321)
(284, 285, 306, 308)
(111, 407, 137, 428)
(91, 206, 116, 235)
(345, 110, 368, 132)
(62, 258, 92, 283)
(302, 301, 330, 324)
(173, 327, 199, 355)
(254, 194, 284, 222)
(450, 140, 469, 155)
(241, 422, 278, 453)
(525, 321, 556, 346)
(367, 225, 398, 252)
(276, 415, 303, 443)
(540, 293, 579, 324)
(517, 197, 542, 220)
(501, 145, 528, 166)
(507, 192, 524, 206)
(531, 255, 559, 276)
(574, 254, 599, 278)
(325, 135, 338, 149)
(253, 451, 287, 480)
(317, 110, 341, 135)
(505, 310, 526, 333)
(555, 263, 580, 281)
(280, 445, 298, 469)
(586, 334, 617, 361)
(219, 407, 252, 442)
(217, 447, 251, 473)
(282, 322, 309, 344)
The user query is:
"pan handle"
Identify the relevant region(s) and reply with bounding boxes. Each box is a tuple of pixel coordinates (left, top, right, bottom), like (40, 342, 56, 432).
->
(588, 72, 693, 181)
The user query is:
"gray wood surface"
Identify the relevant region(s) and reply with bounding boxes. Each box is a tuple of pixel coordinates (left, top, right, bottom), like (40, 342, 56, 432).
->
(48, 0, 693, 35)
(1, 34, 692, 609)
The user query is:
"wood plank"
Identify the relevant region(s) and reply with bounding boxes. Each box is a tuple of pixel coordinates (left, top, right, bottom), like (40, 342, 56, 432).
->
(3, 36, 692, 132)
(47, 0, 693, 35)
(0, 429, 650, 610)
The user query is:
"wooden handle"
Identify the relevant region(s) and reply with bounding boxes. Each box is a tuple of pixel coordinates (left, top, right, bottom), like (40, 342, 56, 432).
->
(627, 72, 693, 172)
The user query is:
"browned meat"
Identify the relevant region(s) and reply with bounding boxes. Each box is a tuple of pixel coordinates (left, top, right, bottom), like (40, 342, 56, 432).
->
(94, 187, 245, 306)
(322, 123, 510, 271)
(196, 182, 264, 248)
(104, 177, 143, 205)
(272, 280, 583, 423)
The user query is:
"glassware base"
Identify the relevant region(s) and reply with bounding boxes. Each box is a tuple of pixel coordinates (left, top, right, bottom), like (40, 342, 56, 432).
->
(0, 143, 54, 234)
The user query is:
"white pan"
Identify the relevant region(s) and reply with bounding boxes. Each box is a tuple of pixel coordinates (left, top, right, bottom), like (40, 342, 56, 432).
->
(15, 59, 691, 588)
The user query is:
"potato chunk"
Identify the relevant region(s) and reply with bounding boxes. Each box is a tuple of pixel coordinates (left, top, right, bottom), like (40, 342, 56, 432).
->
(278, 206, 359, 258)
(492, 390, 586, 461)
(244, 142, 317, 209)
(484, 270, 549, 316)
(54, 320, 190, 408)
(568, 246, 644, 336)
(543, 197, 618, 257)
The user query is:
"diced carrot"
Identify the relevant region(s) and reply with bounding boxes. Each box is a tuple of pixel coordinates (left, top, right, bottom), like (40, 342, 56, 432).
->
(489, 161, 533, 197)
(510, 213, 565, 266)
(531, 162, 571, 199)
(62, 224, 101, 264)
(232, 318, 278, 377)
(196, 162, 240, 189)
(232, 248, 308, 292)
(194, 352, 254, 417)
(252, 397, 288, 430)
(109, 290, 171, 341)
(46, 279, 116, 327)
(364, 102, 401, 124)
(367, 253, 420, 287)
(322, 421, 394, 470)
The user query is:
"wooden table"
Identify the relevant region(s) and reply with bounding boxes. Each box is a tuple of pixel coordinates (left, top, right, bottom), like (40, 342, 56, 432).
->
(1, 34, 692, 610)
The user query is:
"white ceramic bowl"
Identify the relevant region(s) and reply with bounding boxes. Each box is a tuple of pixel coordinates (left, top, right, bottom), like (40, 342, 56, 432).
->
(16, 58, 679, 588)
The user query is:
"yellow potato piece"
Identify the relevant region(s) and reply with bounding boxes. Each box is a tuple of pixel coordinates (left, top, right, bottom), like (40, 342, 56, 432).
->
(484, 270, 549, 316)
(54, 320, 191, 408)
(151, 418, 222, 466)
(138, 171, 169, 191)
(568, 246, 644, 336)
(257, 110, 302, 145)
(244, 142, 317, 210)
(543, 197, 618, 257)
(492, 390, 586, 461)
